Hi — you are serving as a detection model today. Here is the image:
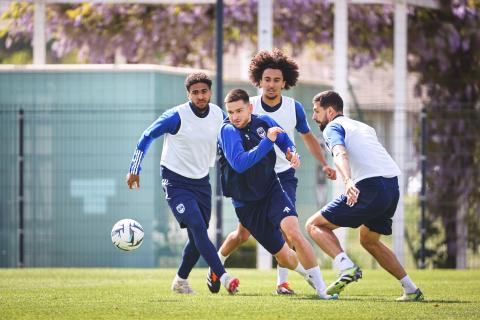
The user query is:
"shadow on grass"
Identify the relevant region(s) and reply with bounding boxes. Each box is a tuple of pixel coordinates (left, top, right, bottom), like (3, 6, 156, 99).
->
(292, 295, 471, 304)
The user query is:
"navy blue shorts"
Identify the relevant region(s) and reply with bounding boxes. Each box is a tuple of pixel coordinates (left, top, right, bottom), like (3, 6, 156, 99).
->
(277, 168, 298, 205)
(235, 181, 297, 255)
(161, 166, 212, 229)
(321, 177, 399, 235)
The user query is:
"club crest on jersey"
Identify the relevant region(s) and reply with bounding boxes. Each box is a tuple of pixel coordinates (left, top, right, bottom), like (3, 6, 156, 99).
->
(176, 203, 185, 214)
(256, 127, 266, 138)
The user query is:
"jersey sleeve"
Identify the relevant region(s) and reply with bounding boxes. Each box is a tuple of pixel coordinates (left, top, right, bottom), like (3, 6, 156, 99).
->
(294, 101, 311, 134)
(323, 122, 346, 152)
(129, 108, 181, 174)
(219, 123, 274, 174)
(258, 115, 297, 154)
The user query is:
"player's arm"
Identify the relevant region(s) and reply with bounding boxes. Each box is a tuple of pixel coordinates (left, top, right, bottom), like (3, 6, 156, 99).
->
(324, 124, 359, 206)
(295, 101, 336, 179)
(126, 108, 180, 189)
(219, 124, 274, 173)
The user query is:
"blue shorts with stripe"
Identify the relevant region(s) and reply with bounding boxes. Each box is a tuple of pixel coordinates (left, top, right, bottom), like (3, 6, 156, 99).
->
(321, 176, 399, 235)
(234, 179, 297, 255)
(161, 166, 211, 229)
(277, 168, 298, 205)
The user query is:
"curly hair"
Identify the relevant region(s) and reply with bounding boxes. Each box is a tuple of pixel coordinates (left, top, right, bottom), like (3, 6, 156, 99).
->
(248, 49, 299, 90)
(184, 72, 212, 91)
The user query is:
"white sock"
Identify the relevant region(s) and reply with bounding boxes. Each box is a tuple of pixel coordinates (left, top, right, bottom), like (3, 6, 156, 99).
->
(305, 266, 327, 295)
(294, 262, 307, 277)
(400, 275, 418, 294)
(219, 272, 229, 287)
(218, 251, 229, 265)
(174, 274, 187, 282)
(333, 252, 355, 271)
(277, 266, 289, 286)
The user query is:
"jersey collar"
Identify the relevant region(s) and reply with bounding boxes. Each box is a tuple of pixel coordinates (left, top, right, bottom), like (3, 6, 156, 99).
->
(189, 102, 210, 118)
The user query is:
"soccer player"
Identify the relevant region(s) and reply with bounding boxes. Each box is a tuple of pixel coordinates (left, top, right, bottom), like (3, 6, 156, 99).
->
(305, 90, 424, 301)
(216, 88, 336, 300)
(126, 72, 239, 295)
(209, 49, 336, 295)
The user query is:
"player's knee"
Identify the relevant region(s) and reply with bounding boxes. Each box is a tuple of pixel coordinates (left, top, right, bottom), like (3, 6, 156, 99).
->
(305, 218, 317, 236)
(284, 229, 303, 246)
(238, 232, 250, 244)
(360, 235, 378, 250)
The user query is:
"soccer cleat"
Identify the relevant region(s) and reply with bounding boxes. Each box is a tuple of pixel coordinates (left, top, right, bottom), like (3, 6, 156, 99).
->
(318, 293, 339, 300)
(326, 264, 362, 295)
(223, 275, 240, 295)
(276, 282, 295, 295)
(171, 277, 195, 294)
(396, 288, 424, 302)
(207, 267, 221, 293)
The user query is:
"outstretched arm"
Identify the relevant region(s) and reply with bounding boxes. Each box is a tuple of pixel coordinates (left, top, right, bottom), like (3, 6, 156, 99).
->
(126, 108, 180, 188)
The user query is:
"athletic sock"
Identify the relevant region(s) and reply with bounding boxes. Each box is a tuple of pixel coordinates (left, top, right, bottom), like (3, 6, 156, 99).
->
(218, 251, 229, 265)
(305, 266, 327, 295)
(334, 252, 355, 271)
(293, 262, 307, 276)
(400, 275, 418, 294)
(277, 266, 289, 286)
(174, 274, 187, 282)
(219, 272, 230, 287)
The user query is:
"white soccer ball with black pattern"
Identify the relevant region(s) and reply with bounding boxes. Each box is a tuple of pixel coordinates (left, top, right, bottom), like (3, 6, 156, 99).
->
(111, 219, 144, 251)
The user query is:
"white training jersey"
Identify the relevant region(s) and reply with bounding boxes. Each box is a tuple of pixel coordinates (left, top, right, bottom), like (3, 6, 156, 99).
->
(161, 102, 224, 179)
(324, 116, 401, 183)
(250, 95, 300, 173)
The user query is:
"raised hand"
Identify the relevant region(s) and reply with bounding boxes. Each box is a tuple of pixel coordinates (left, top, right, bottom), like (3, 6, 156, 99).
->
(267, 127, 284, 142)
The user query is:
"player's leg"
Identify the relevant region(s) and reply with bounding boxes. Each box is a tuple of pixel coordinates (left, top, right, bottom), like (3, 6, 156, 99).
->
(207, 223, 250, 293)
(276, 168, 298, 292)
(278, 215, 334, 299)
(218, 223, 251, 264)
(359, 225, 423, 301)
(172, 229, 200, 294)
(360, 177, 423, 301)
(166, 185, 239, 295)
(305, 195, 363, 295)
(183, 201, 240, 294)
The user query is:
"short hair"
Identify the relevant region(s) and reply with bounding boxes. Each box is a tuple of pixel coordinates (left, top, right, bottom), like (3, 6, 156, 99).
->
(224, 89, 250, 104)
(248, 48, 299, 90)
(184, 72, 212, 91)
(312, 90, 344, 112)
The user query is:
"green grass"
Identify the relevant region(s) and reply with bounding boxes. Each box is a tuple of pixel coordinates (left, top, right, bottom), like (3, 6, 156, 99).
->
(1, 268, 479, 319)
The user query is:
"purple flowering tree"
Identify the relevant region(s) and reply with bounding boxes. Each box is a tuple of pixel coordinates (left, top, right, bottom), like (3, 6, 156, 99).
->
(2, 0, 479, 267)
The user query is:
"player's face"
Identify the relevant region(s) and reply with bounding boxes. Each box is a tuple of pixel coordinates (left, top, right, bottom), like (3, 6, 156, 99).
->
(226, 100, 253, 129)
(259, 68, 285, 101)
(312, 102, 329, 131)
(188, 82, 211, 109)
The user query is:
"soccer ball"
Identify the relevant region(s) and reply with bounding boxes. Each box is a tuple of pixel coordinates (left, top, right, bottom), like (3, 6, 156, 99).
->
(111, 219, 144, 251)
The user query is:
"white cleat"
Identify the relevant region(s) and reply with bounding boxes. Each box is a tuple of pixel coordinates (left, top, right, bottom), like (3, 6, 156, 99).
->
(171, 278, 196, 294)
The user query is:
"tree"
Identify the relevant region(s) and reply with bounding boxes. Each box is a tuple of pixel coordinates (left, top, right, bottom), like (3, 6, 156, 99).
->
(2, 0, 479, 267)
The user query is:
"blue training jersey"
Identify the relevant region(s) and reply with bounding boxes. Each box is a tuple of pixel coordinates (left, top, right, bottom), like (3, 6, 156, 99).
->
(218, 114, 296, 203)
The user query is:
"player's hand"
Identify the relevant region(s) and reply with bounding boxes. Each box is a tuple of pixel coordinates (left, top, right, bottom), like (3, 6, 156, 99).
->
(126, 173, 140, 189)
(322, 165, 337, 180)
(286, 148, 301, 169)
(267, 127, 284, 142)
(345, 178, 359, 206)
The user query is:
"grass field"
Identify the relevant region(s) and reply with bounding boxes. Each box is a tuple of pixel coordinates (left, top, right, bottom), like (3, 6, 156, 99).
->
(1, 268, 479, 319)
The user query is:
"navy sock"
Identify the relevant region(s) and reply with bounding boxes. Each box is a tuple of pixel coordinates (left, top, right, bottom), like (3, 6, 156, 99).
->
(177, 229, 200, 279)
(188, 221, 226, 278)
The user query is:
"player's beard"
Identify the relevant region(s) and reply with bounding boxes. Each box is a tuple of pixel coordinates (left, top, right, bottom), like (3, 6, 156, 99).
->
(195, 98, 210, 110)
